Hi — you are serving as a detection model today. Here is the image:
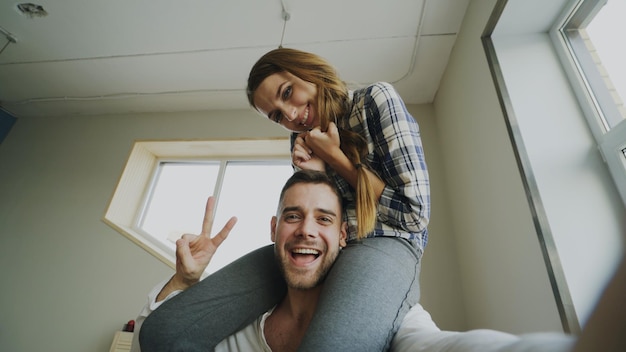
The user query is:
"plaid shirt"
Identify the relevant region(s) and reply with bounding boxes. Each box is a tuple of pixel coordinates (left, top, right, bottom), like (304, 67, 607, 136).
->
(292, 82, 430, 253)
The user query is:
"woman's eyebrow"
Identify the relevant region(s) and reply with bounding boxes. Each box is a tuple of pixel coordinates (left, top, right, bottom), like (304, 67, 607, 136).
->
(276, 81, 287, 99)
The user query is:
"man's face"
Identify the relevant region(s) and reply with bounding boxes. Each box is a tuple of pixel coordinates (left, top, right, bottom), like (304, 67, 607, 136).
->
(271, 183, 347, 290)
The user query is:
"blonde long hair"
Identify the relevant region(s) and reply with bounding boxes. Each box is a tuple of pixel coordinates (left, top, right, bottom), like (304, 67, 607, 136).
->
(246, 48, 376, 239)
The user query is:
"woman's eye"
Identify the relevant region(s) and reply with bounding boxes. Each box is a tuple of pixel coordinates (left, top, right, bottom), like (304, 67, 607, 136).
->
(270, 112, 283, 123)
(282, 86, 292, 100)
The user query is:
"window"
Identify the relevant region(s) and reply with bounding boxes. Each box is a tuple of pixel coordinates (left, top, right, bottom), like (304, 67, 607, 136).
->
(139, 160, 293, 274)
(551, 0, 626, 205)
(487, 0, 625, 331)
(104, 139, 292, 274)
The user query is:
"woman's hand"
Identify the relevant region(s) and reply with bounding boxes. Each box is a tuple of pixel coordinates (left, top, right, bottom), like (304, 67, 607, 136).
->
(292, 132, 326, 171)
(301, 122, 342, 165)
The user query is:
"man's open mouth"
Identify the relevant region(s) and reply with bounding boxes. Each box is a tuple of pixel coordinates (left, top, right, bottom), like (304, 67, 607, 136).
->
(291, 248, 320, 265)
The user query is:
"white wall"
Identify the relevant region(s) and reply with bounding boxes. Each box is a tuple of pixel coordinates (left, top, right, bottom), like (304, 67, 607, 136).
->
(432, 0, 564, 333)
(0, 110, 286, 351)
(409, 104, 467, 331)
(0, 103, 462, 351)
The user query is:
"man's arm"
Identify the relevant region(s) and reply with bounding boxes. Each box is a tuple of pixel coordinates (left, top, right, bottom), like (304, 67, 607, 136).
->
(131, 196, 237, 352)
(156, 196, 237, 301)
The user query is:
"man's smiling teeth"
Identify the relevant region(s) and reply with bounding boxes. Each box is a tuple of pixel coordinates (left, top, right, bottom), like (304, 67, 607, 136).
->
(292, 248, 319, 256)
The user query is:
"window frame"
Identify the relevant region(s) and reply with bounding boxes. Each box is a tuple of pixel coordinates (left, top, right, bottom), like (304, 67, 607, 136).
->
(484, 0, 626, 333)
(103, 138, 291, 270)
(549, 0, 626, 205)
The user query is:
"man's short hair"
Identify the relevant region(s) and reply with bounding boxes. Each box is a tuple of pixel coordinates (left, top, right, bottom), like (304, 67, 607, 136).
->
(279, 170, 344, 213)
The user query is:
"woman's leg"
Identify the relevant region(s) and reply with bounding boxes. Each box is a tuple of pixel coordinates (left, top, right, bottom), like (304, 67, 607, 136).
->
(299, 237, 421, 351)
(139, 244, 286, 352)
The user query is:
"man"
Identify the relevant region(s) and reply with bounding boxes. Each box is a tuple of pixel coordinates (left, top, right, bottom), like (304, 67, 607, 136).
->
(134, 169, 617, 351)
(133, 170, 347, 351)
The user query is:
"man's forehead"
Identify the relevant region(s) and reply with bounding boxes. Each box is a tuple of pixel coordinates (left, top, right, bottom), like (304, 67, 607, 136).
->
(282, 183, 340, 209)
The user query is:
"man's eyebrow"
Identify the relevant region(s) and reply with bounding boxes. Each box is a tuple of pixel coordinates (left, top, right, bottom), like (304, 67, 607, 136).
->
(281, 205, 337, 217)
(317, 208, 338, 217)
(281, 206, 301, 214)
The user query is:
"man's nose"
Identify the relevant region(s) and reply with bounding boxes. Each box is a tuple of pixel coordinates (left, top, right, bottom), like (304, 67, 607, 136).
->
(297, 217, 317, 238)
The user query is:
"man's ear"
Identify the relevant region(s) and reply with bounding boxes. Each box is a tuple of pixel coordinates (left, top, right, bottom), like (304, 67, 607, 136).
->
(270, 216, 277, 243)
(339, 221, 348, 248)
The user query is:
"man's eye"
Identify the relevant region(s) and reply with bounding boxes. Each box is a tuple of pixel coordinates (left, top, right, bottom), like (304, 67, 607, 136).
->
(319, 216, 332, 223)
(284, 214, 300, 222)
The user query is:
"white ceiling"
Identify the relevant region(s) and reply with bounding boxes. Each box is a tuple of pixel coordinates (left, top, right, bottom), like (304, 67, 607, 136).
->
(0, 0, 469, 118)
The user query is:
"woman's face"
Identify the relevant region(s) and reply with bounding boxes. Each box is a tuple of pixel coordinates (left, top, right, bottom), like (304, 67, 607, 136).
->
(253, 71, 319, 132)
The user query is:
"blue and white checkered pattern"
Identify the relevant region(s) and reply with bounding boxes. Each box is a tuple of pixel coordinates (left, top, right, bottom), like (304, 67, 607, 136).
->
(292, 82, 431, 253)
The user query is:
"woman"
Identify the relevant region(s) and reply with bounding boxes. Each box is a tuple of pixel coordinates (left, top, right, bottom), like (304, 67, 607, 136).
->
(140, 48, 430, 351)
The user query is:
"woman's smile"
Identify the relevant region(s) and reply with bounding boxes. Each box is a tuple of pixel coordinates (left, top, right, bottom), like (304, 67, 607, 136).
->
(253, 71, 318, 132)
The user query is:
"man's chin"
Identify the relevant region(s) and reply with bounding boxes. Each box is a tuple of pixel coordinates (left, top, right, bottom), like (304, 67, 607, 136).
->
(285, 273, 324, 290)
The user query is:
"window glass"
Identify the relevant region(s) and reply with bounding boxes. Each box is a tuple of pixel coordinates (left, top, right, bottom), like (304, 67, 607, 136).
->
(210, 161, 294, 273)
(139, 162, 220, 249)
(584, 0, 626, 129)
(138, 160, 293, 274)
(554, 0, 626, 205)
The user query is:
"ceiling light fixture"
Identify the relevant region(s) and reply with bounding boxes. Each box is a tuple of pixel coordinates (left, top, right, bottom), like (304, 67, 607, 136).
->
(17, 3, 48, 18)
(278, 0, 290, 48)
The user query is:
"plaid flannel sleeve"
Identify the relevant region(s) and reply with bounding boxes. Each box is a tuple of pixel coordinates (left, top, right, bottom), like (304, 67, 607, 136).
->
(365, 82, 431, 239)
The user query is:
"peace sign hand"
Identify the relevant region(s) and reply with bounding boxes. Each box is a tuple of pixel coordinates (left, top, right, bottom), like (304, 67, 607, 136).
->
(157, 196, 237, 301)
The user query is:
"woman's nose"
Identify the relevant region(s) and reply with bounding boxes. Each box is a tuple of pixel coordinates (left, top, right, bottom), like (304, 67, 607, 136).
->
(281, 106, 297, 122)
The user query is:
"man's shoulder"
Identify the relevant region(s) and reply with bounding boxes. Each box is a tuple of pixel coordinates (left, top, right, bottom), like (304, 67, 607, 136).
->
(215, 311, 272, 352)
(214, 323, 256, 351)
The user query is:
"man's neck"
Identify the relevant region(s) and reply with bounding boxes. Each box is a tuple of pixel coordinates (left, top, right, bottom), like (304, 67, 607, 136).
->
(264, 286, 322, 352)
